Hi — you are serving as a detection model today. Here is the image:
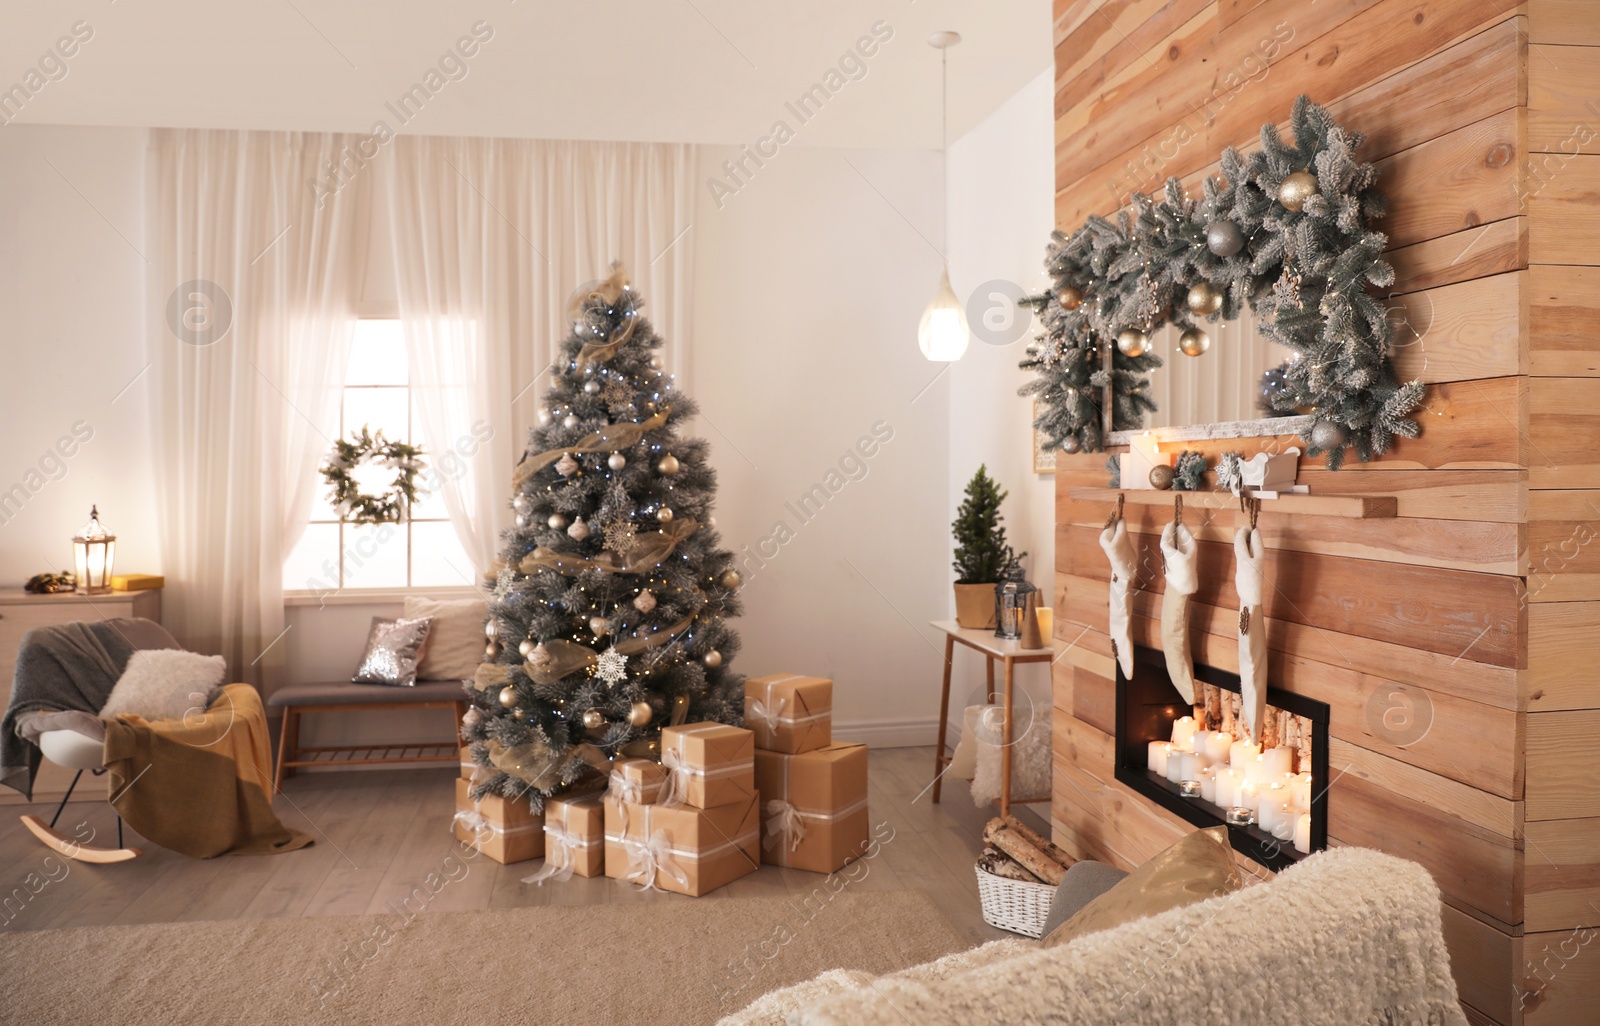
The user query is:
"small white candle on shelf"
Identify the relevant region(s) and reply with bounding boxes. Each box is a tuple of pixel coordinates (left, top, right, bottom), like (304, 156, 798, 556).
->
(1257, 800, 1284, 836)
(1124, 432, 1173, 492)
(1214, 767, 1241, 809)
(1260, 746, 1293, 778)
(1293, 813, 1312, 853)
(1191, 730, 1212, 765)
(1264, 781, 1290, 826)
(1290, 772, 1313, 813)
(1165, 749, 1186, 783)
(1238, 779, 1260, 814)
(1230, 740, 1262, 769)
(1171, 716, 1198, 751)
(1199, 766, 1218, 803)
(1148, 741, 1171, 776)
(1205, 731, 1233, 765)
(1178, 751, 1202, 783)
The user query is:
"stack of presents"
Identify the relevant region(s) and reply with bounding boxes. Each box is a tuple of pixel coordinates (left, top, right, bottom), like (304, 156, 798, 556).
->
(453, 674, 869, 896)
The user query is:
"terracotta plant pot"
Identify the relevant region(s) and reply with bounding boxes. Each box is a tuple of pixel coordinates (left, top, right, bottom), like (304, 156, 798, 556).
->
(953, 583, 996, 630)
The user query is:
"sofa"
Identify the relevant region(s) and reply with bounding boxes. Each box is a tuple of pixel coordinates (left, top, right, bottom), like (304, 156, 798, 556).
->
(719, 846, 1468, 1026)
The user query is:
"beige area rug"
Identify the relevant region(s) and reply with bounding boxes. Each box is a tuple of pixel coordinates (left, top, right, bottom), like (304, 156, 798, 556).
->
(0, 889, 965, 1026)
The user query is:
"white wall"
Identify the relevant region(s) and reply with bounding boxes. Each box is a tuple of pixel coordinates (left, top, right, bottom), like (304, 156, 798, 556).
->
(693, 144, 951, 745)
(944, 68, 1058, 732)
(0, 126, 160, 585)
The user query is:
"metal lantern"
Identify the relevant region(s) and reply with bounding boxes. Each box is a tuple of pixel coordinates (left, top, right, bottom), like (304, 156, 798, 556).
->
(72, 505, 116, 594)
(993, 564, 1036, 640)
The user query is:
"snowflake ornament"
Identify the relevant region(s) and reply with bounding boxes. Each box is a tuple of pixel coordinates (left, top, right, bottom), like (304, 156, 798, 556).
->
(595, 647, 628, 687)
(602, 379, 633, 412)
(603, 518, 638, 558)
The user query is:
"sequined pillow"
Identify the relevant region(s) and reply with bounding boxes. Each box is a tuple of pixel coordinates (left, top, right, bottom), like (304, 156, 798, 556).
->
(351, 616, 433, 687)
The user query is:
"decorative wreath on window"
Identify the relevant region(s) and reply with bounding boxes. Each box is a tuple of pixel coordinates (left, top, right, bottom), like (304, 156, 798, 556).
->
(1019, 96, 1424, 470)
(320, 426, 427, 524)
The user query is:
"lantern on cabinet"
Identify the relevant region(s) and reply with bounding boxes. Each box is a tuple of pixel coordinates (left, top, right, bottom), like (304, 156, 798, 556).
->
(993, 564, 1036, 641)
(72, 505, 116, 594)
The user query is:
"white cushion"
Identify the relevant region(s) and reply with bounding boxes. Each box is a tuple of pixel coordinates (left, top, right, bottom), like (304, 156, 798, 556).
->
(99, 649, 227, 722)
(404, 596, 488, 681)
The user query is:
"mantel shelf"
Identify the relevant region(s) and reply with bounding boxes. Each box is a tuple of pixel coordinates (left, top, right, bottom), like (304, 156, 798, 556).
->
(1067, 486, 1397, 519)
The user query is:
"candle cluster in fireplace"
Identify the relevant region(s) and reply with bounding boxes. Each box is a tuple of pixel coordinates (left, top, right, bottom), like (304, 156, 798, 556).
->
(1146, 706, 1315, 854)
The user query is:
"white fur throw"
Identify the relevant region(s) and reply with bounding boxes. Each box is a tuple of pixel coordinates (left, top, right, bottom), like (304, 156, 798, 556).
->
(794, 848, 1468, 1026)
(99, 649, 227, 722)
(969, 704, 1051, 806)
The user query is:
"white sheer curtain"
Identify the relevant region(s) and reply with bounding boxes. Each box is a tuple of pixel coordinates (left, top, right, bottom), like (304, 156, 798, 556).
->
(382, 138, 695, 576)
(150, 129, 366, 690)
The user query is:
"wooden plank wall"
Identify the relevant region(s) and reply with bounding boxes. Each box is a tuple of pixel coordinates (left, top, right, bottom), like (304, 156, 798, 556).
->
(1047, 3, 1600, 1024)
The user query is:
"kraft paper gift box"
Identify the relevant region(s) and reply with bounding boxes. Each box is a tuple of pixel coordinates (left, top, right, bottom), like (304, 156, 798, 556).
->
(743, 674, 833, 755)
(608, 757, 667, 805)
(659, 722, 755, 809)
(453, 777, 545, 864)
(753, 743, 869, 873)
(602, 791, 761, 897)
(524, 794, 605, 881)
(460, 746, 478, 780)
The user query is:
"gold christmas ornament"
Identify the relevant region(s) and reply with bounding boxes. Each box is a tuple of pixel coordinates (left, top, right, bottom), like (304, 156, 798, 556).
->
(547, 513, 568, 530)
(1057, 285, 1084, 310)
(498, 685, 518, 708)
(518, 637, 534, 658)
(1277, 171, 1319, 212)
(512, 708, 526, 720)
(1061, 435, 1082, 455)
(1116, 328, 1149, 357)
(657, 453, 680, 475)
(1178, 327, 1211, 357)
(720, 569, 742, 589)
(581, 709, 605, 731)
(627, 701, 653, 727)
(567, 518, 591, 541)
(1185, 282, 1224, 317)
(633, 590, 657, 614)
(1149, 464, 1175, 490)
(589, 616, 609, 638)
(655, 506, 674, 523)
(484, 640, 501, 660)
(703, 650, 723, 669)
(608, 452, 626, 470)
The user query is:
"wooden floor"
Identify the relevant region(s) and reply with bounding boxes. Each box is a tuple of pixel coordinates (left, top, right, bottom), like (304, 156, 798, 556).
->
(0, 746, 1048, 946)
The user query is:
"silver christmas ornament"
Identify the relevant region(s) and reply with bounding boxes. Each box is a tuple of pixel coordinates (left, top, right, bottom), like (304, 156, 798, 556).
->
(589, 616, 609, 638)
(655, 506, 674, 523)
(547, 513, 568, 529)
(1061, 435, 1082, 455)
(518, 637, 534, 658)
(583, 380, 601, 394)
(1205, 219, 1245, 257)
(608, 452, 626, 470)
(562, 414, 579, 429)
(485, 620, 499, 639)
(498, 685, 517, 708)
(556, 453, 579, 477)
(657, 454, 680, 475)
(633, 590, 657, 613)
(1310, 420, 1349, 451)
(537, 408, 552, 426)
(567, 517, 590, 541)
(703, 650, 722, 669)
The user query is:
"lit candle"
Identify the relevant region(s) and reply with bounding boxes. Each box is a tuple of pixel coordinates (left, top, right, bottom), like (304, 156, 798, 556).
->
(1290, 773, 1312, 813)
(1214, 767, 1241, 809)
(1264, 781, 1290, 826)
(1124, 432, 1174, 492)
(1190, 729, 1212, 765)
(1171, 716, 1198, 750)
(1260, 746, 1293, 778)
(1229, 740, 1262, 769)
(1293, 813, 1312, 853)
(1204, 731, 1233, 765)
(1035, 606, 1054, 642)
(1199, 766, 1217, 803)
(1147, 741, 1171, 776)
(1257, 800, 1284, 836)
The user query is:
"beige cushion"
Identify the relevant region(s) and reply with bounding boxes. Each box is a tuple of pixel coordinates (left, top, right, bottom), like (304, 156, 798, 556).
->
(1041, 825, 1241, 947)
(404, 596, 488, 681)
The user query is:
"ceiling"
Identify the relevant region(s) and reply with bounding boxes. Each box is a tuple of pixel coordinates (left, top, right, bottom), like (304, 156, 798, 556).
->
(1, 1, 1052, 148)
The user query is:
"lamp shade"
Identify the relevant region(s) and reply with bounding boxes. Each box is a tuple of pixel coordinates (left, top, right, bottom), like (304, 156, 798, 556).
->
(72, 505, 116, 594)
(918, 268, 969, 362)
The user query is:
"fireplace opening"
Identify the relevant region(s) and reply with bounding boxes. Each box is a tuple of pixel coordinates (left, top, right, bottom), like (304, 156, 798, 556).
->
(1113, 643, 1330, 872)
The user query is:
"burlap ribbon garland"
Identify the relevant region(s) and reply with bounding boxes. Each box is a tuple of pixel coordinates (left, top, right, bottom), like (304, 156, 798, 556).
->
(513, 409, 670, 487)
(517, 517, 699, 577)
(486, 737, 611, 789)
(521, 615, 694, 685)
(568, 264, 638, 367)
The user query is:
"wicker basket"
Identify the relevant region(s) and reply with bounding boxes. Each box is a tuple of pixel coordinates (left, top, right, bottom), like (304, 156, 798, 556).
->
(975, 864, 1056, 938)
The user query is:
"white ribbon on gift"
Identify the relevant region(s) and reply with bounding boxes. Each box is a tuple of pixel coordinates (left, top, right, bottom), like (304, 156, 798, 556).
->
(762, 795, 870, 854)
(606, 804, 759, 892)
(521, 818, 603, 886)
(452, 803, 543, 856)
(657, 725, 752, 807)
(745, 676, 830, 747)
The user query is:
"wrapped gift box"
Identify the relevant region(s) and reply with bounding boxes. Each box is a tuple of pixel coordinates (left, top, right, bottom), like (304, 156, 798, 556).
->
(753, 743, 869, 874)
(459, 745, 478, 780)
(744, 674, 833, 755)
(603, 792, 760, 897)
(609, 757, 667, 805)
(539, 794, 606, 878)
(659, 722, 754, 809)
(453, 777, 544, 864)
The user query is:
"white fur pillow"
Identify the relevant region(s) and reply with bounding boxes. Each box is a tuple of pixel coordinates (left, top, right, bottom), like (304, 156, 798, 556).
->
(100, 649, 227, 722)
(404, 596, 488, 681)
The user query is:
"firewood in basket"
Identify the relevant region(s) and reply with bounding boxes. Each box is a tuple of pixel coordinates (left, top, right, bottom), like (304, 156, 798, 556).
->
(977, 846, 1042, 883)
(1000, 815, 1074, 870)
(983, 825, 1066, 885)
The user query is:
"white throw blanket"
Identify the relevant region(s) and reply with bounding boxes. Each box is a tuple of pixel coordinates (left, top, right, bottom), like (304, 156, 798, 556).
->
(724, 847, 1468, 1026)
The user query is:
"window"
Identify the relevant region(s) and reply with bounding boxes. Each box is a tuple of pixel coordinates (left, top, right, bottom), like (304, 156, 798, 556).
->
(282, 319, 475, 593)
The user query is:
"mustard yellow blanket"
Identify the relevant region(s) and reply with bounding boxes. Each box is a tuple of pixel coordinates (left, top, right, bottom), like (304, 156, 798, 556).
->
(104, 683, 314, 858)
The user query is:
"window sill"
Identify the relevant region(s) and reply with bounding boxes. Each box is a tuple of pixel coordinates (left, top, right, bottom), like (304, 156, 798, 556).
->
(283, 586, 483, 607)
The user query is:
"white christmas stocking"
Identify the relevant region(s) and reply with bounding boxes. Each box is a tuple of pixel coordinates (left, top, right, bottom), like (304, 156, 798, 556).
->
(1099, 518, 1136, 679)
(1234, 525, 1268, 743)
(1160, 518, 1199, 704)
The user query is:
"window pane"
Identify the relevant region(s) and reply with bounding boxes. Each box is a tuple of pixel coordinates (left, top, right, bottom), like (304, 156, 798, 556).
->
(282, 523, 340, 591)
(344, 387, 410, 447)
(347, 319, 407, 386)
(411, 520, 477, 588)
(342, 522, 408, 589)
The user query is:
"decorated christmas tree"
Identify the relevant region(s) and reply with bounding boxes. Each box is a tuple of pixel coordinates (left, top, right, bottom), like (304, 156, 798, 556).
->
(463, 265, 745, 811)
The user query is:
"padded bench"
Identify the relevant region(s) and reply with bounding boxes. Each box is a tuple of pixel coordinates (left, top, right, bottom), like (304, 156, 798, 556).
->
(267, 680, 468, 793)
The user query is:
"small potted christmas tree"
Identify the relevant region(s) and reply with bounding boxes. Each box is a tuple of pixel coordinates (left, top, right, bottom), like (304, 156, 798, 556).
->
(951, 465, 1023, 629)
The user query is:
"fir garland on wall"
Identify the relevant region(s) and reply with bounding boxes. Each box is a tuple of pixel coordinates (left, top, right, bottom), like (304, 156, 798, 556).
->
(1020, 96, 1424, 469)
